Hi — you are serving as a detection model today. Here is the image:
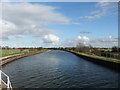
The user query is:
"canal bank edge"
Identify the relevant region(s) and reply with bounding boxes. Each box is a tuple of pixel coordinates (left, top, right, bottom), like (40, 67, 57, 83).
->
(65, 50, 120, 71)
(0, 50, 48, 66)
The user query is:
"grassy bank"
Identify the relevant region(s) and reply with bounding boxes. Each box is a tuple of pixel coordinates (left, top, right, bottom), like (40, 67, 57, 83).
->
(68, 50, 120, 64)
(0, 49, 48, 66)
(0, 49, 48, 57)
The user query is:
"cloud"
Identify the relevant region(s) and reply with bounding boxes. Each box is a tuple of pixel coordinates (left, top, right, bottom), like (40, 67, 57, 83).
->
(60, 35, 117, 48)
(89, 36, 118, 47)
(9, 35, 24, 40)
(42, 34, 59, 43)
(61, 36, 90, 47)
(78, 36, 89, 42)
(0, 3, 70, 40)
(80, 2, 117, 20)
(70, 22, 81, 25)
(1, 3, 70, 25)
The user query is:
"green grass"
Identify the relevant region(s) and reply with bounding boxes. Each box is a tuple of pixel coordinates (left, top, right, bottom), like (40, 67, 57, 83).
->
(0, 49, 21, 57)
(69, 50, 120, 63)
(0, 49, 48, 57)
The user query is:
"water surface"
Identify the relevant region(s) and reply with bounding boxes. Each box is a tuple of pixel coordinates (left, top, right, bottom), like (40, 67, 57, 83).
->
(2, 50, 119, 88)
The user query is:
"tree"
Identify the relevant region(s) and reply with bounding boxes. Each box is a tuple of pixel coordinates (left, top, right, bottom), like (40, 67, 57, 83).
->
(37, 47, 43, 50)
(112, 46, 119, 52)
(75, 42, 90, 52)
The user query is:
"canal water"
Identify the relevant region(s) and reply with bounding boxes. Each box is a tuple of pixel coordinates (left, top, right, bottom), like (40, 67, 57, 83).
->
(2, 50, 119, 88)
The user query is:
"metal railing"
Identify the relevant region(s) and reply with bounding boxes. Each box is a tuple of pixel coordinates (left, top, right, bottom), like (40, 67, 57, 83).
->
(0, 70, 13, 90)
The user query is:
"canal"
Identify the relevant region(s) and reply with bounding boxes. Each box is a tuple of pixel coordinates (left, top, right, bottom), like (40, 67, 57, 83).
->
(2, 50, 119, 88)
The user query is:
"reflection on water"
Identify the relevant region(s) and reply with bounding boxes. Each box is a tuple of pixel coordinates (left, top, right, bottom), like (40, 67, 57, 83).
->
(2, 50, 119, 88)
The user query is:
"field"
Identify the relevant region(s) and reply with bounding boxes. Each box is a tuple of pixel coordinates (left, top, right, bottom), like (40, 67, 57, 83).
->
(98, 48, 112, 51)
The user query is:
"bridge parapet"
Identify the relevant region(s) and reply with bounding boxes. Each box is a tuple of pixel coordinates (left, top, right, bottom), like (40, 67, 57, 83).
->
(0, 70, 13, 90)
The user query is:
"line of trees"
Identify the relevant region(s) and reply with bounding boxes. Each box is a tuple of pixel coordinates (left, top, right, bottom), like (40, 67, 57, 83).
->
(1, 44, 120, 59)
(49, 43, 120, 59)
(0, 46, 44, 51)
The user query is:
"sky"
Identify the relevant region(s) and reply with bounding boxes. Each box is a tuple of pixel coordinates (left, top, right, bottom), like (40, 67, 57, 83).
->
(0, 2, 118, 48)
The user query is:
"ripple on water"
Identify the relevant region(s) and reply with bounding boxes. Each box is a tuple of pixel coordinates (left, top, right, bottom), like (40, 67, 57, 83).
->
(2, 50, 119, 88)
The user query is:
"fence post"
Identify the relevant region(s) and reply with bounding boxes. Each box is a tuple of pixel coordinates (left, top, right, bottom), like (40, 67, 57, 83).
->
(7, 77, 10, 89)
